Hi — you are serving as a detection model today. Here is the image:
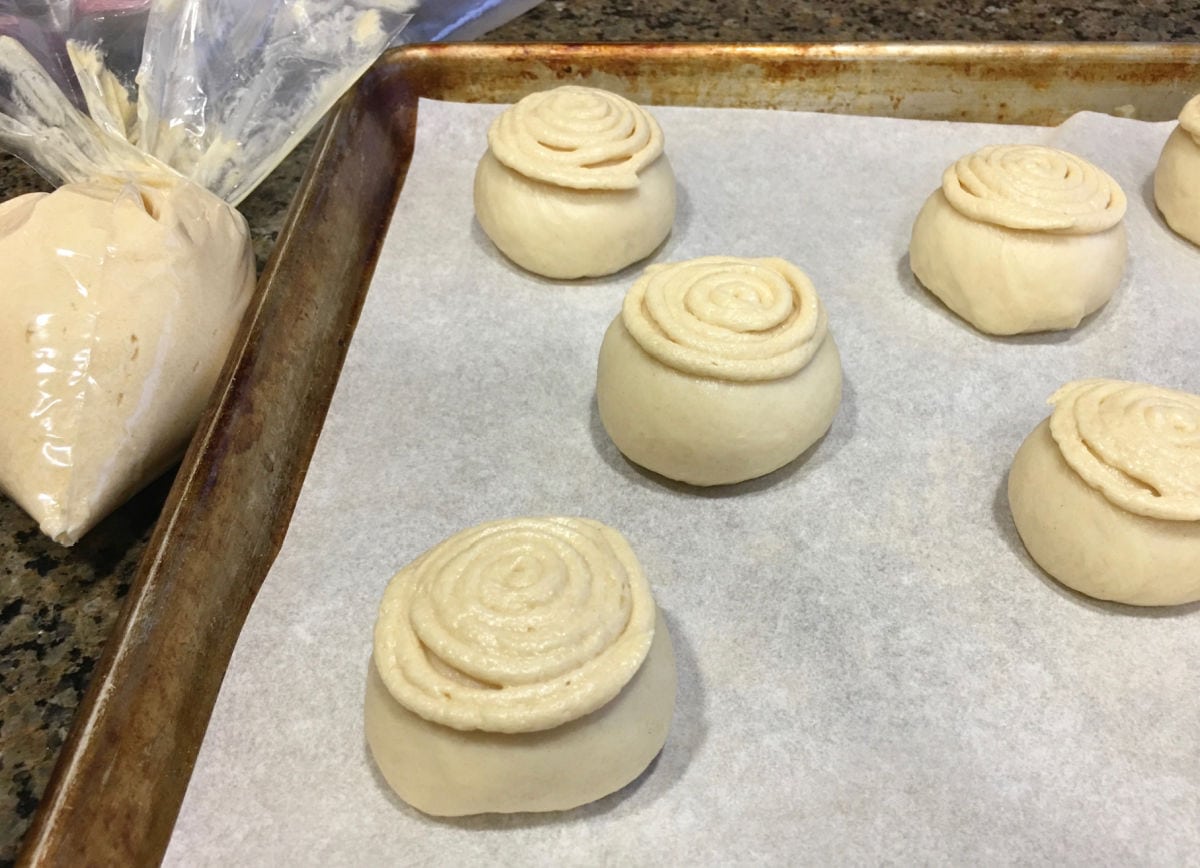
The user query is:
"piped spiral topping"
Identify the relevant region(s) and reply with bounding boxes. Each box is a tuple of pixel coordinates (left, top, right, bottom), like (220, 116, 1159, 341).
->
(488, 85, 664, 190)
(622, 256, 829, 382)
(374, 517, 656, 733)
(1179, 93, 1200, 145)
(942, 145, 1126, 234)
(1049, 379, 1200, 521)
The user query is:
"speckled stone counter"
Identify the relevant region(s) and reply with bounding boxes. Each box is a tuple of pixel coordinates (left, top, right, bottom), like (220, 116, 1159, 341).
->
(0, 1, 1196, 862)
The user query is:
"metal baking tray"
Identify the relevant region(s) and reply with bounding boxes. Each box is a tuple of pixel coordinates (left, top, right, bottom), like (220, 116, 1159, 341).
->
(19, 41, 1200, 865)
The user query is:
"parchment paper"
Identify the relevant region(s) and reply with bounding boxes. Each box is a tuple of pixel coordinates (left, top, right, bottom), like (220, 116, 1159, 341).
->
(166, 98, 1200, 866)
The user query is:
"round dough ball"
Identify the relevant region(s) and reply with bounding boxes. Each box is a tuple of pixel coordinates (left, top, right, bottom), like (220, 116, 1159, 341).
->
(473, 85, 676, 279)
(1153, 94, 1200, 246)
(365, 610, 675, 817)
(1007, 380, 1200, 607)
(909, 145, 1128, 335)
(364, 517, 676, 816)
(596, 256, 843, 486)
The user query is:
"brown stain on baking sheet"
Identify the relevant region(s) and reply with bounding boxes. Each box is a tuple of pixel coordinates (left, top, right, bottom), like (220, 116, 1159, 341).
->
(392, 42, 1200, 123)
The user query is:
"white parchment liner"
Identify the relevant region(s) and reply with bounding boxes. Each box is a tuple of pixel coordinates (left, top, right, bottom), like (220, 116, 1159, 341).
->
(166, 99, 1200, 865)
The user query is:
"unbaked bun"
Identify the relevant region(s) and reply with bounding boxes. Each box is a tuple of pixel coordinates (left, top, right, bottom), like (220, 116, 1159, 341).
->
(909, 145, 1127, 335)
(1008, 379, 1200, 606)
(596, 255, 842, 486)
(473, 85, 676, 279)
(365, 516, 676, 816)
(1154, 94, 1200, 246)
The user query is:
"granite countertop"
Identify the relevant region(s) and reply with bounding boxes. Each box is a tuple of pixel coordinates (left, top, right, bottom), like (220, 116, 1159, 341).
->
(0, 1, 1196, 862)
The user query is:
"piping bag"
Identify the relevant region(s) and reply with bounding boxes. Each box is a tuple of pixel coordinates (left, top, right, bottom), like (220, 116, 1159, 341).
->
(0, 0, 423, 545)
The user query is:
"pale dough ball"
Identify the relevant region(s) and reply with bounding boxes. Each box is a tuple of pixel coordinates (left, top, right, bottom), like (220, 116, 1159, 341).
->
(365, 610, 676, 817)
(1008, 380, 1200, 607)
(364, 517, 676, 816)
(596, 256, 843, 487)
(597, 316, 842, 486)
(473, 85, 676, 279)
(1153, 94, 1200, 246)
(474, 149, 675, 280)
(909, 145, 1128, 335)
(910, 190, 1126, 334)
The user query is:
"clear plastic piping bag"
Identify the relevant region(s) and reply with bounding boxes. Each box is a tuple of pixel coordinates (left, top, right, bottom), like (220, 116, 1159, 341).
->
(0, 0, 418, 544)
(0, 0, 541, 544)
(134, 0, 415, 204)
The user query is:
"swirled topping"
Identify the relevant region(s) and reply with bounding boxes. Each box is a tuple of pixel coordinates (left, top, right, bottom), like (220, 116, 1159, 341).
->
(374, 517, 656, 733)
(488, 86, 664, 190)
(622, 256, 829, 382)
(942, 145, 1126, 234)
(1049, 379, 1200, 521)
(1179, 93, 1200, 145)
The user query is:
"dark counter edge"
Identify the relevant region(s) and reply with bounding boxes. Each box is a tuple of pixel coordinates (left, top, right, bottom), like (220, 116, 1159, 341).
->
(16, 55, 421, 867)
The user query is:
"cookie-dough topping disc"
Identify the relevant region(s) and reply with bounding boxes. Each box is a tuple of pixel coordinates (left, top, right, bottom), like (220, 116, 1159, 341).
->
(374, 517, 656, 733)
(942, 144, 1126, 234)
(1049, 379, 1200, 520)
(487, 85, 664, 190)
(622, 255, 828, 382)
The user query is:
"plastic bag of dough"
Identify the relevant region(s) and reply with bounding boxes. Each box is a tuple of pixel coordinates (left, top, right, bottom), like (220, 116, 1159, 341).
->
(0, 0, 417, 545)
(0, 1, 151, 99)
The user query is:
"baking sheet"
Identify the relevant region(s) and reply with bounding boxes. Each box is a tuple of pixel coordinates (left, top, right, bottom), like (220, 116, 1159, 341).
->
(166, 97, 1200, 865)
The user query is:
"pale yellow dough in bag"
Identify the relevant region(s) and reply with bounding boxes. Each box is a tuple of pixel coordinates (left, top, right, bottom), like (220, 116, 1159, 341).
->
(0, 177, 255, 544)
(0, 4, 409, 544)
